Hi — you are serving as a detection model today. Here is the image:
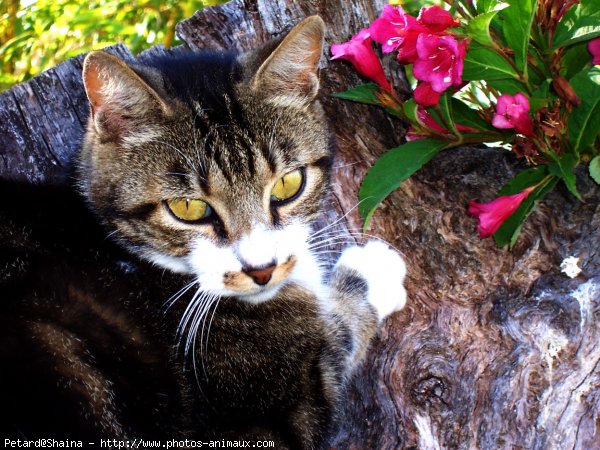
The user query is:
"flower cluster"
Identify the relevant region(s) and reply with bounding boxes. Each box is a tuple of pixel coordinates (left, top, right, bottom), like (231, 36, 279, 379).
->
(332, 5, 466, 107)
(331, 1, 600, 248)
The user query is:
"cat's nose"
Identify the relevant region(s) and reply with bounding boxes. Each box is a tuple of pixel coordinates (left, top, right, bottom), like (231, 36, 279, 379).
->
(242, 261, 277, 286)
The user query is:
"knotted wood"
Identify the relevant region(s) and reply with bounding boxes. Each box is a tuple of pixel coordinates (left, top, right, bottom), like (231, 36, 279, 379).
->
(0, 0, 598, 448)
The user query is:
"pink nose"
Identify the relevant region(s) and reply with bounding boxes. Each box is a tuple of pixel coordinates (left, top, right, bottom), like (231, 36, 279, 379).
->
(243, 263, 277, 286)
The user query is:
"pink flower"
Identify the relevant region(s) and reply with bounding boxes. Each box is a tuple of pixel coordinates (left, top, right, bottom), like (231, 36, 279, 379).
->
(468, 187, 535, 238)
(413, 81, 441, 106)
(369, 4, 426, 63)
(331, 29, 391, 91)
(492, 93, 534, 136)
(370, 5, 460, 65)
(417, 5, 460, 32)
(588, 37, 600, 65)
(413, 33, 467, 93)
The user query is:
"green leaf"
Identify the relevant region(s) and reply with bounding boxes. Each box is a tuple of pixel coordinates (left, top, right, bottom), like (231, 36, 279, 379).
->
(494, 176, 558, 248)
(477, 0, 505, 13)
(403, 99, 419, 124)
(359, 139, 448, 227)
(451, 98, 498, 132)
(498, 165, 549, 195)
(436, 92, 458, 135)
(561, 42, 593, 79)
(463, 42, 520, 81)
(466, 7, 507, 47)
(548, 153, 581, 200)
(590, 156, 600, 184)
(528, 97, 550, 114)
(499, 0, 537, 76)
(332, 83, 402, 117)
(532, 79, 550, 99)
(331, 83, 381, 105)
(553, 0, 600, 49)
(485, 78, 529, 95)
(568, 67, 600, 154)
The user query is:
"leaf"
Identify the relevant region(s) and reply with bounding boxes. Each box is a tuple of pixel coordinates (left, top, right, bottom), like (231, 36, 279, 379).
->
(359, 139, 448, 227)
(403, 99, 419, 124)
(498, 165, 549, 195)
(561, 41, 593, 79)
(450, 98, 497, 132)
(568, 67, 600, 154)
(463, 42, 520, 81)
(436, 92, 458, 135)
(494, 176, 558, 248)
(553, 0, 600, 49)
(466, 7, 507, 47)
(528, 97, 550, 114)
(485, 78, 529, 95)
(499, 0, 537, 76)
(532, 79, 550, 99)
(331, 83, 381, 105)
(590, 156, 600, 184)
(477, 0, 506, 13)
(547, 153, 581, 200)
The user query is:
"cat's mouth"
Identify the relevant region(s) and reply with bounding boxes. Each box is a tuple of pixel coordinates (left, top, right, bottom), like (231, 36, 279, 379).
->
(223, 255, 298, 303)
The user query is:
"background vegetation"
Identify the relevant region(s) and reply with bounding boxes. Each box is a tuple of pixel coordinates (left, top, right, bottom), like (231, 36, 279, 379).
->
(0, 0, 225, 90)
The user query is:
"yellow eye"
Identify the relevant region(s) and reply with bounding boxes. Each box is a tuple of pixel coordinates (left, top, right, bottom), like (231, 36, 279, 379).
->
(166, 198, 211, 222)
(271, 169, 304, 202)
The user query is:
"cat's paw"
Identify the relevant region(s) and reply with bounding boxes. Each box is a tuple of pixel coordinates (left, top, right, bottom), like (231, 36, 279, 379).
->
(335, 241, 407, 321)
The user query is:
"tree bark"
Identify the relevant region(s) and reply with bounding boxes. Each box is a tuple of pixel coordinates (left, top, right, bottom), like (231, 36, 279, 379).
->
(1, 0, 598, 448)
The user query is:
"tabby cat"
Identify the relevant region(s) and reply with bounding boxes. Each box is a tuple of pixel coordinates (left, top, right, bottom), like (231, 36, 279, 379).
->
(0, 16, 406, 448)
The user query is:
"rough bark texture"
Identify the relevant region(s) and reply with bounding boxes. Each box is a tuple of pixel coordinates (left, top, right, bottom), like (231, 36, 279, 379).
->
(1, 0, 599, 448)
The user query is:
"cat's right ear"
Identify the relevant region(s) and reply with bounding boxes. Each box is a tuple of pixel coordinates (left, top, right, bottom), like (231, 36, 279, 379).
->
(251, 16, 325, 107)
(82, 51, 172, 141)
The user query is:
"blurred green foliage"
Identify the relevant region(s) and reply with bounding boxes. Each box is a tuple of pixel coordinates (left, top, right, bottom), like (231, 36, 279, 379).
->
(0, 0, 226, 91)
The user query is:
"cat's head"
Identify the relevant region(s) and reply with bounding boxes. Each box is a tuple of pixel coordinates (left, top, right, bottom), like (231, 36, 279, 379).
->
(79, 16, 331, 303)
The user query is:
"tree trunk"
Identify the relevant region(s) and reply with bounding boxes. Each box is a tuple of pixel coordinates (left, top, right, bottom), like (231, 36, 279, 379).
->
(1, 0, 598, 448)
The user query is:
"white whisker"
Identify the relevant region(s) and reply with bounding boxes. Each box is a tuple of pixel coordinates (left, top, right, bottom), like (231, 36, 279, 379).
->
(308, 199, 367, 243)
(152, 139, 196, 169)
(163, 279, 197, 312)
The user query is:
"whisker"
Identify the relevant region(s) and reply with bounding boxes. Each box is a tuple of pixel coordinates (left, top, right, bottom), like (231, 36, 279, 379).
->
(203, 295, 222, 358)
(188, 291, 216, 392)
(332, 161, 361, 170)
(151, 140, 195, 170)
(307, 199, 367, 243)
(162, 279, 197, 312)
(183, 291, 213, 354)
(309, 227, 399, 247)
(176, 288, 205, 345)
(192, 292, 219, 382)
(165, 172, 189, 177)
(104, 229, 120, 241)
(268, 111, 284, 155)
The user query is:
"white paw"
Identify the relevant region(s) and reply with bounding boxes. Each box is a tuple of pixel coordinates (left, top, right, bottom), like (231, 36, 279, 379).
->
(335, 240, 407, 321)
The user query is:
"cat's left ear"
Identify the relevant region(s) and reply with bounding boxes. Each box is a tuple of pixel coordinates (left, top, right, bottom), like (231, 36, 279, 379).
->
(252, 16, 325, 106)
(82, 51, 173, 141)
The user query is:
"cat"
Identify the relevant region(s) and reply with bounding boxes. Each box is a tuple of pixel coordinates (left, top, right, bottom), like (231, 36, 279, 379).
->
(0, 16, 406, 448)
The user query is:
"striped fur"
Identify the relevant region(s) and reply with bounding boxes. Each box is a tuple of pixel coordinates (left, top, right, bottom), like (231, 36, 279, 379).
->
(0, 16, 408, 448)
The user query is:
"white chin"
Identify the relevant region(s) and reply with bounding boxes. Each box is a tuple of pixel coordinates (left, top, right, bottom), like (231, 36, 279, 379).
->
(235, 285, 284, 304)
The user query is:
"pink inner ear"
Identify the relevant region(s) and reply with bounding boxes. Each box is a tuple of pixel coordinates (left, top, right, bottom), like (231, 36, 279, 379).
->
(83, 62, 124, 138)
(83, 60, 107, 115)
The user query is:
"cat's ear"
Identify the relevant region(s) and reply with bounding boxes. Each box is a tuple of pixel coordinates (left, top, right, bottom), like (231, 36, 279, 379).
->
(252, 15, 325, 106)
(82, 51, 172, 140)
